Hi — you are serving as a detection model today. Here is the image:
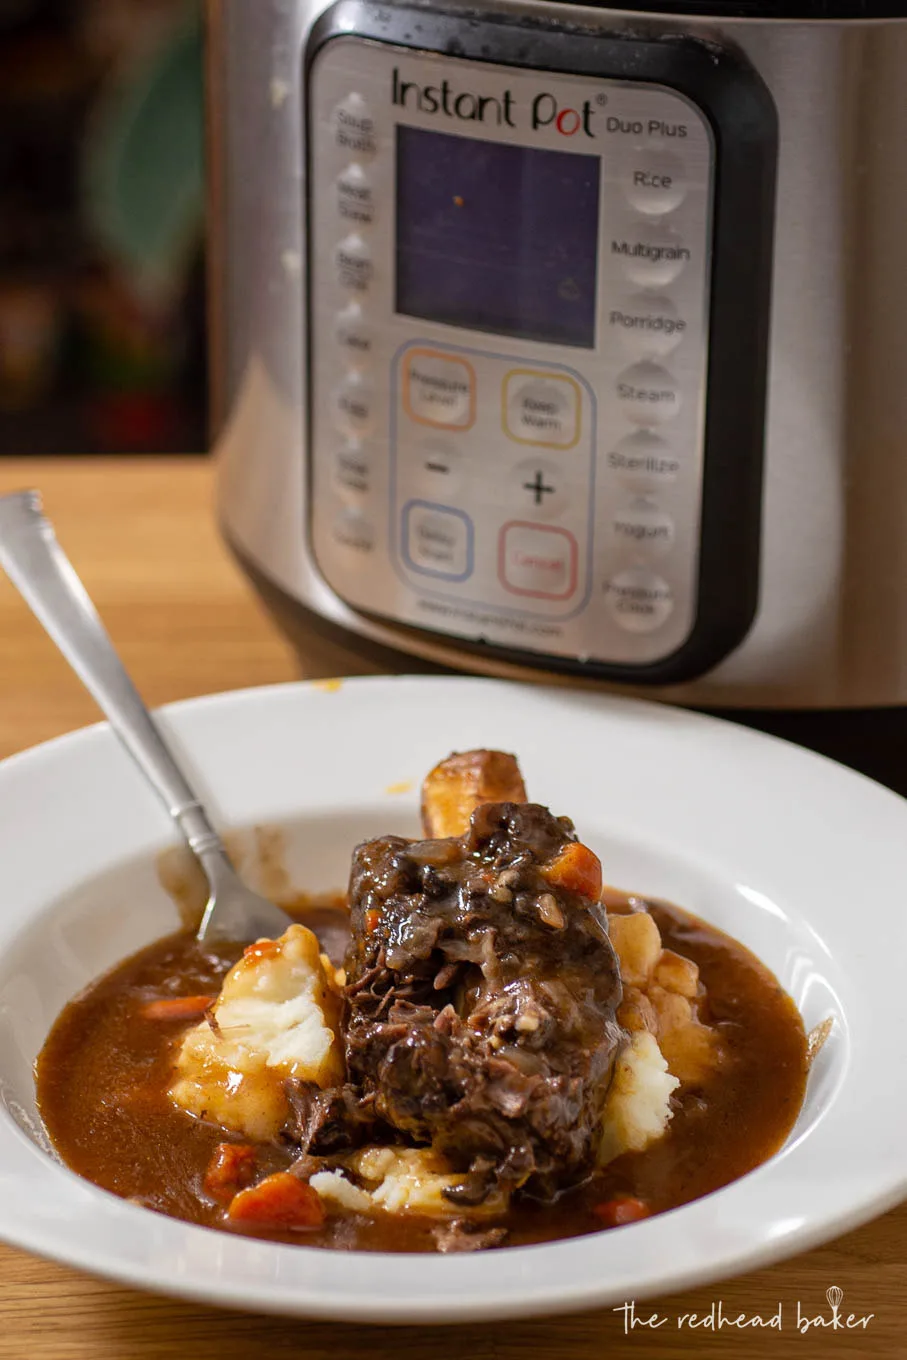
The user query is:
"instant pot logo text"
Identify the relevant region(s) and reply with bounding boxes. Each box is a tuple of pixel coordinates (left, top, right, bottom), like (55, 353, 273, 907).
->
(391, 67, 597, 136)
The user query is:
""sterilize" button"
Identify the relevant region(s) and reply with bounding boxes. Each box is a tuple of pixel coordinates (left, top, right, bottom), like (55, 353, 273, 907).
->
(402, 501, 473, 581)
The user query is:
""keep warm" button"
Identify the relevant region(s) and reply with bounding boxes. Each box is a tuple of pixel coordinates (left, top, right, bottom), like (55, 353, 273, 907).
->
(503, 371, 581, 449)
(498, 521, 578, 600)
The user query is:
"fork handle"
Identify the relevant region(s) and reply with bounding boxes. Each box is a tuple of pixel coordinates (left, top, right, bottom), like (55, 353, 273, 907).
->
(0, 490, 225, 859)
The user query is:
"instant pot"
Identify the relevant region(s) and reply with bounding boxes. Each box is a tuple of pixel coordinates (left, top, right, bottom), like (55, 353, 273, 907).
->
(207, 0, 907, 789)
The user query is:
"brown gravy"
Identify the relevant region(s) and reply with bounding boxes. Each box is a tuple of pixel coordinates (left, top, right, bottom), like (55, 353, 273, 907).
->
(35, 894, 807, 1252)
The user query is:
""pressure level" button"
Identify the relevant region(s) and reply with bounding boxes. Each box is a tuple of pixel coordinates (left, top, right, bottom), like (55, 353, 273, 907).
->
(404, 350, 475, 429)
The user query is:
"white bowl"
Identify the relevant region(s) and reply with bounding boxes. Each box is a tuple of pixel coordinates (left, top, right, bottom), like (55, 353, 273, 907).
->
(0, 676, 903, 1323)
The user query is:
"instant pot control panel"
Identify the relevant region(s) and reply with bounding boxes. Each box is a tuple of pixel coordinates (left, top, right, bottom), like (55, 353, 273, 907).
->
(305, 5, 777, 683)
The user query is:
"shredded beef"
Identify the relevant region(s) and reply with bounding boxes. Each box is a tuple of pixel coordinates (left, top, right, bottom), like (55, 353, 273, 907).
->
(431, 1220, 509, 1253)
(331, 802, 624, 1200)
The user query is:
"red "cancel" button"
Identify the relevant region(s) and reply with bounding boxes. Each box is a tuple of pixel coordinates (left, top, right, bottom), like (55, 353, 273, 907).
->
(498, 522, 578, 600)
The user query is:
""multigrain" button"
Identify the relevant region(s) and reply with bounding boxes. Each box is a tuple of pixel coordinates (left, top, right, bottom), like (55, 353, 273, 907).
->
(612, 220, 690, 287)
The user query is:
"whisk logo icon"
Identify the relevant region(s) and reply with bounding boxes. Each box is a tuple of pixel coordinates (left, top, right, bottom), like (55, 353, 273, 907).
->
(796, 1284, 874, 1333)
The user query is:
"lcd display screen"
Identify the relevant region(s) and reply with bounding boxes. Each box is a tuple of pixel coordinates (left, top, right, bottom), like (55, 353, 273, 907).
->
(395, 126, 601, 349)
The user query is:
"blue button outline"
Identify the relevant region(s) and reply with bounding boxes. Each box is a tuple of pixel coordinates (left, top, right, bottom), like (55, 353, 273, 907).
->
(401, 499, 475, 583)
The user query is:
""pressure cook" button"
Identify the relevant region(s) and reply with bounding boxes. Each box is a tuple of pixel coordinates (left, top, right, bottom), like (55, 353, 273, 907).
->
(609, 294, 686, 359)
(606, 568, 674, 633)
(499, 522, 578, 600)
(333, 94, 376, 158)
(622, 150, 686, 215)
(616, 362, 681, 426)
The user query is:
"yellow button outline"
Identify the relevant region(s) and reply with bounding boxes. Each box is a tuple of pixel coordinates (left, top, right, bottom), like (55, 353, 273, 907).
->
(403, 348, 477, 431)
(502, 369, 582, 450)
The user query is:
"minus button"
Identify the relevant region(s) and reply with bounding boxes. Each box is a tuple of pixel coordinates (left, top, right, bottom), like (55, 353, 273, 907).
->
(413, 441, 462, 496)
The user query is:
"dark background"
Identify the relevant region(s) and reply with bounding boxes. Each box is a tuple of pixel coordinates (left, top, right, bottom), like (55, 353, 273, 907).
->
(0, 0, 205, 456)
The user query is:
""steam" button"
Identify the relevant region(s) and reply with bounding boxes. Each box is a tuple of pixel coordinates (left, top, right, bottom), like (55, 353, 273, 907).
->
(615, 362, 681, 426)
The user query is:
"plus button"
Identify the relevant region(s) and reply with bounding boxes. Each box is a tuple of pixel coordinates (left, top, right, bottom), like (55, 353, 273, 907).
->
(523, 470, 556, 506)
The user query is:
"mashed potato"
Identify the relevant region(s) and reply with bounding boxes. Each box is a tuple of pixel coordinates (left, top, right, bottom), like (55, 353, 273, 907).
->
(170, 924, 343, 1141)
(312, 1147, 510, 1219)
(598, 1029, 679, 1166)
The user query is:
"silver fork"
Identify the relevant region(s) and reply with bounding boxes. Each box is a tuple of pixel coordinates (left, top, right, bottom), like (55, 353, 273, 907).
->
(0, 489, 292, 945)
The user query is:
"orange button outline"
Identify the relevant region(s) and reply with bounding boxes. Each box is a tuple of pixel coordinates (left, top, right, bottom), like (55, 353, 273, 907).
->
(498, 520, 579, 601)
(502, 369, 582, 450)
(403, 348, 476, 431)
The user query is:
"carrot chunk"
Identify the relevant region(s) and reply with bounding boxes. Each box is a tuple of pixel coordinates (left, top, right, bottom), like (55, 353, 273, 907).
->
(227, 1172, 326, 1230)
(204, 1143, 257, 1203)
(141, 994, 215, 1022)
(593, 1195, 651, 1228)
(365, 907, 382, 934)
(541, 843, 602, 901)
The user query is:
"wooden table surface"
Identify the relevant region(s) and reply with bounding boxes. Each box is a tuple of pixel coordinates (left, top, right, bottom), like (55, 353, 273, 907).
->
(0, 457, 902, 1360)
